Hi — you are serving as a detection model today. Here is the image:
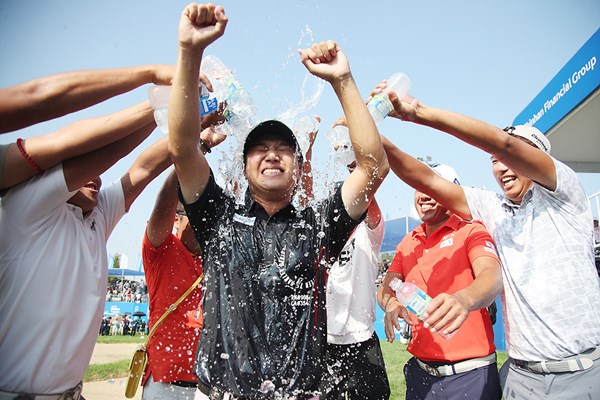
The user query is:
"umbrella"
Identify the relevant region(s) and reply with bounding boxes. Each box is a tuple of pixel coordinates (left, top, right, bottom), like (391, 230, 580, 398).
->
(132, 311, 146, 317)
(123, 311, 131, 316)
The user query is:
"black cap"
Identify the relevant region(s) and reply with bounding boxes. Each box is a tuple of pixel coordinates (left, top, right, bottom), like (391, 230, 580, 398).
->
(243, 120, 300, 160)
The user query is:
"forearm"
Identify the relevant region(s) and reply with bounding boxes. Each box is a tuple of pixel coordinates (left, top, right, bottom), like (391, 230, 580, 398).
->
(0, 66, 165, 133)
(27, 101, 155, 169)
(333, 76, 388, 179)
(146, 170, 179, 247)
(382, 135, 439, 194)
(415, 104, 508, 156)
(123, 137, 173, 211)
(453, 263, 502, 311)
(169, 47, 203, 162)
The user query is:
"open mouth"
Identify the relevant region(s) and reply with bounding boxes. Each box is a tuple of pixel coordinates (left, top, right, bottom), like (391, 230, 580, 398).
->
(501, 176, 516, 187)
(262, 168, 283, 175)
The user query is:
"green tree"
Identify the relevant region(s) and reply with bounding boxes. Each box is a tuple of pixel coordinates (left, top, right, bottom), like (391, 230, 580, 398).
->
(112, 253, 121, 269)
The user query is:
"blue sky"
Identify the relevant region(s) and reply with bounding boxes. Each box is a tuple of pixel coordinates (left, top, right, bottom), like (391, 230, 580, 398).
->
(1, 0, 599, 268)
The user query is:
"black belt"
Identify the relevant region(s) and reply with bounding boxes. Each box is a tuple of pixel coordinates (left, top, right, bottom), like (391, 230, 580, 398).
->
(171, 380, 198, 388)
(197, 382, 316, 400)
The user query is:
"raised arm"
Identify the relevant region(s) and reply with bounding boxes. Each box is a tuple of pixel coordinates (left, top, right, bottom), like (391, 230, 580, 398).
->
(0, 64, 175, 133)
(146, 170, 180, 248)
(380, 135, 472, 220)
(62, 101, 156, 192)
(120, 136, 172, 211)
(298, 41, 389, 220)
(146, 126, 226, 247)
(169, 3, 228, 204)
(386, 91, 557, 191)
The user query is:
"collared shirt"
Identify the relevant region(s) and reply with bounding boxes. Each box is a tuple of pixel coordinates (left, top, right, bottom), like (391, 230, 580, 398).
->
(0, 164, 125, 394)
(389, 215, 499, 362)
(326, 220, 384, 345)
(464, 157, 600, 361)
(182, 172, 360, 397)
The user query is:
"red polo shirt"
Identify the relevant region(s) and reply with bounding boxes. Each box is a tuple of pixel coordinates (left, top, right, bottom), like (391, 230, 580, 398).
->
(142, 232, 203, 384)
(389, 215, 499, 362)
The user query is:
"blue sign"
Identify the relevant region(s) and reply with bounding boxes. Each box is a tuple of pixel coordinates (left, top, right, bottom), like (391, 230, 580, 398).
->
(513, 28, 600, 133)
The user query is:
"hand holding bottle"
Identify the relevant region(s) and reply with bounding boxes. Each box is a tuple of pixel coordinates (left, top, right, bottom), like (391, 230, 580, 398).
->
(389, 278, 457, 339)
(369, 80, 419, 122)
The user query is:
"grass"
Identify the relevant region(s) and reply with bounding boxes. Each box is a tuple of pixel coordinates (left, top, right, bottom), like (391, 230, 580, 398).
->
(85, 359, 131, 382)
(84, 335, 146, 382)
(95, 335, 146, 344)
(87, 336, 507, 399)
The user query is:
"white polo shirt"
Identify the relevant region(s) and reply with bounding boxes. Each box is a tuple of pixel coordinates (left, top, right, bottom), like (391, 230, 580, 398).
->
(464, 158, 600, 361)
(326, 220, 384, 345)
(0, 164, 125, 394)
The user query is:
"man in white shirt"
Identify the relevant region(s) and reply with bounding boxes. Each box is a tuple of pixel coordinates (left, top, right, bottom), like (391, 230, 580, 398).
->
(322, 196, 390, 399)
(0, 101, 171, 399)
(373, 84, 600, 399)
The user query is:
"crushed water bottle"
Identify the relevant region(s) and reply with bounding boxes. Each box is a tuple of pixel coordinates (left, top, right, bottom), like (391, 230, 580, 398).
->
(148, 84, 219, 134)
(389, 277, 455, 339)
(200, 55, 259, 139)
(328, 125, 355, 167)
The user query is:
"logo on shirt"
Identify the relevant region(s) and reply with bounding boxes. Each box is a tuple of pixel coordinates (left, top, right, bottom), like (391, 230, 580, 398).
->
(484, 241, 498, 256)
(233, 213, 255, 226)
(439, 237, 454, 248)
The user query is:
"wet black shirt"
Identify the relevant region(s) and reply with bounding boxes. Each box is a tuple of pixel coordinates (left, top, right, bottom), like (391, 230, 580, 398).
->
(182, 173, 360, 397)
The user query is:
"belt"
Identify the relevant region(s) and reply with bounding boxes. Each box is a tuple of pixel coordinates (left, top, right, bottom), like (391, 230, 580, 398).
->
(171, 380, 198, 388)
(197, 382, 317, 400)
(0, 381, 82, 400)
(416, 353, 497, 377)
(512, 345, 600, 374)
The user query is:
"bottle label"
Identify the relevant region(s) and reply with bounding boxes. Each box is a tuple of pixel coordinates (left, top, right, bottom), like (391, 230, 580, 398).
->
(200, 96, 219, 116)
(367, 94, 393, 120)
(405, 291, 432, 319)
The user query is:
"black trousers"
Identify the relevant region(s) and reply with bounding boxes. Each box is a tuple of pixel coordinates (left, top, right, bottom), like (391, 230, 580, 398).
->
(320, 331, 390, 400)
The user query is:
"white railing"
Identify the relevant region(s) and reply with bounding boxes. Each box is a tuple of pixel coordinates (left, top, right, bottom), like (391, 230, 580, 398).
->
(589, 191, 600, 252)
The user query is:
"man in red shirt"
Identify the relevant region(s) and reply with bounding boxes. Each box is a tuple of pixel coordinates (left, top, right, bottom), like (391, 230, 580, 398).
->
(377, 152, 503, 400)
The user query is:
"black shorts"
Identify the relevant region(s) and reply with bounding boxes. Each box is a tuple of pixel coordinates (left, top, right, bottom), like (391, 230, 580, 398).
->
(320, 331, 390, 400)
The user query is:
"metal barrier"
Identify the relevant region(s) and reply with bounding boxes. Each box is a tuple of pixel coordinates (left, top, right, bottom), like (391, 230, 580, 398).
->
(590, 191, 600, 251)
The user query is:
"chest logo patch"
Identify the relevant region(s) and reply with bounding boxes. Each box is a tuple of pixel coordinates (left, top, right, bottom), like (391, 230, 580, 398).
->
(439, 237, 454, 248)
(233, 213, 255, 226)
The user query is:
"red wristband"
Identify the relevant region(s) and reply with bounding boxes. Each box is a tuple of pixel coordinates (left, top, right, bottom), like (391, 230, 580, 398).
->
(16, 138, 44, 173)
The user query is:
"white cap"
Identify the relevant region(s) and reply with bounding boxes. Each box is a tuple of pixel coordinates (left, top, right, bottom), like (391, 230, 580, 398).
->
(430, 163, 461, 186)
(504, 125, 551, 154)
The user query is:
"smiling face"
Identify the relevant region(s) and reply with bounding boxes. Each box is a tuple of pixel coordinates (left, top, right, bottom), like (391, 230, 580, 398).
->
(67, 177, 102, 214)
(414, 189, 451, 232)
(244, 135, 300, 203)
(491, 156, 533, 204)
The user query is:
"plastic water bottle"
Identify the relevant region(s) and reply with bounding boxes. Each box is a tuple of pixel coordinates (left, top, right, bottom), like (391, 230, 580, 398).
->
(328, 125, 355, 167)
(366, 72, 412, 124)
(389, 277, 455, 339)
(148, 84, 218, 134)
(327, 72, 411, 165)
(200, 55, 258, 138)
(293, 115, 320, 157)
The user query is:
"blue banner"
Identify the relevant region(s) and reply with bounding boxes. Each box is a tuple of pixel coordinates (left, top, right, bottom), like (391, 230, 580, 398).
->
(513, 28, 600, 133)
